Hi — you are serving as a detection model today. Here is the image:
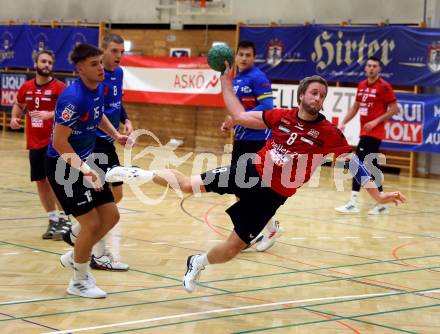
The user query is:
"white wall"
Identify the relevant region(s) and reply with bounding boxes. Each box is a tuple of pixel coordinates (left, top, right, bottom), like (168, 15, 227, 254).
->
(0, 0, 433, 25)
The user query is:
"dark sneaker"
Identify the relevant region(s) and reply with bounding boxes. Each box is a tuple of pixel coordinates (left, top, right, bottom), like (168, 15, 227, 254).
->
(52, 216, 72, 241)
(42, 219, 58, 239)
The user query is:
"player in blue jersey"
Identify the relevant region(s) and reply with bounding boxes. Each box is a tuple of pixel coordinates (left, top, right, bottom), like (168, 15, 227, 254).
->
(221, 40, 281, 252)
(45, 44, 128, 298)
(63, 34, 132, 272)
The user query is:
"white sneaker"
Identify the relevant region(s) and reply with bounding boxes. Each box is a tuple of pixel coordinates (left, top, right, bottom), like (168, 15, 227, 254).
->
(67, 273, 106, 298)
(60, 250, 74, 269)
(255, 221, 283, 252)
(335, 201, 360, 214)
(90, 253, 129, 271)
(105, 166, 153, 184)
(368, 204, 389, 215)
(183, 255, 205, 293)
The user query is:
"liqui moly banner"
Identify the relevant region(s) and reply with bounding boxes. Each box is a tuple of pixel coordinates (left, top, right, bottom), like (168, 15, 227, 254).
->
(121, 56, 224, 107)
(382, 94, 440, 153)
(1, 73, 26, 106)
(272, 83, 440, 153)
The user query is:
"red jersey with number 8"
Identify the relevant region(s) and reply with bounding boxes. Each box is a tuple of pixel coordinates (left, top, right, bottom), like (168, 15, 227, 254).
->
(355, 78, 396, 140)
(16, 78, 65, 150)
(256, 108, 352, 197)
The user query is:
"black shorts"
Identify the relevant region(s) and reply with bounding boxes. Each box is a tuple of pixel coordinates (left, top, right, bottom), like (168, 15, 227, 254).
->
(45, 156, 114, 217)
(231, 140, 266, 166)
(94, 137, 122, 187)
(201, 159, 287, 244)
(29, 146, 49, 181)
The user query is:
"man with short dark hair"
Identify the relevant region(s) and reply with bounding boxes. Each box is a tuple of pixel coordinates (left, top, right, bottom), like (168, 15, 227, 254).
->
(106, 66, 406, 294)
(45, 43, 128, 298)
(10, 50, 69, 240)
(335, 56, 399, 215)
(221, 40, 279, 252)
(64, 33, 131, 271)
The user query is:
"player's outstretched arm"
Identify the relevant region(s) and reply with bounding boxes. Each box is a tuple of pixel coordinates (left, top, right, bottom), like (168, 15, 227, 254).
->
(220, 62, 267, 130)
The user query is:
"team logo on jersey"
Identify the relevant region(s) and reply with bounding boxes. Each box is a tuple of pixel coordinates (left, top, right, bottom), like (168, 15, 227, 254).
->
(300, 137, 314, 146)
(307, 129, 320, 138)
(266, 39, 284, 68)
(427, 42, 440, 73)
(44, 90, 52, 95)
(61, 104, 75, 121)
(240, 86, 252, 94)
(94, 106, 101, 119)
(280, 118, 291, 125)
(278, 125, 291, 133)
(294, 123, 304, 130)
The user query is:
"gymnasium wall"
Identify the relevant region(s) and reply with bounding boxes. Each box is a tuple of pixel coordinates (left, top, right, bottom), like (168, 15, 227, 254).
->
(0, 0, 433, 25)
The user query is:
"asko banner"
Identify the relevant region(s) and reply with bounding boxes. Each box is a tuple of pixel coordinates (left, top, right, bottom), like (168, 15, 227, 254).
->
(272, 84, 440, 153)
(121, 56, 224, 107)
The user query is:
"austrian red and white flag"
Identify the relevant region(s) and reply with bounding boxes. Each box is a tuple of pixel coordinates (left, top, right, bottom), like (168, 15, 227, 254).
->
(121, 56, 224, 107)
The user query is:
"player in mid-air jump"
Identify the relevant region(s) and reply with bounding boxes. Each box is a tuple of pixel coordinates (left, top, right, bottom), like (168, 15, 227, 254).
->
(106, 63, 406, 294)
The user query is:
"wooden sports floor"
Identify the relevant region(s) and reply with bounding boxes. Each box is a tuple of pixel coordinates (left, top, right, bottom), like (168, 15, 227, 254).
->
(1, 130, 440, 334)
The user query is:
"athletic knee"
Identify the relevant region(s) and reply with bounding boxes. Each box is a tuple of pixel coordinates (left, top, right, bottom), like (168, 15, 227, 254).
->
(111, 210, 120, 226)
(85, 220, 101, 234)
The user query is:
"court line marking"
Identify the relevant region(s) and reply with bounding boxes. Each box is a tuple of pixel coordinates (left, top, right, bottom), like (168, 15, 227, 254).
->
(101, 301, 422, 334)
(38, 291, 399, 334)
(233, 303, 440, 334)
(0, 298, 46, 305)
(42, 289, 440, 334)
(0, 253, 438, 309)
(5, 265, 440, 325)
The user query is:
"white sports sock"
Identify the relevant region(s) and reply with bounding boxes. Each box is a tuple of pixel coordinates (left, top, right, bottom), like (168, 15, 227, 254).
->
(92, 238, 107, 258)
(197, 253, 210, 267)
(350, 191, 360, 203)
(58, 211, 68, 220)
(73, 261, 89, 280)
(48, 210, 58, 222)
